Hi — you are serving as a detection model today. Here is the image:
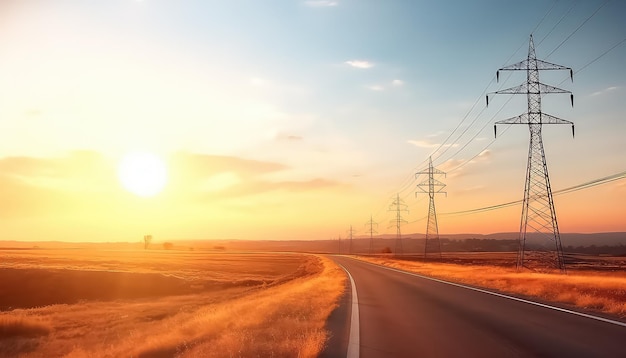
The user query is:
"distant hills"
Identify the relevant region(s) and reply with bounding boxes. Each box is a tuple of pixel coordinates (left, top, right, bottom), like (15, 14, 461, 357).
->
(1, 232, 624, 255)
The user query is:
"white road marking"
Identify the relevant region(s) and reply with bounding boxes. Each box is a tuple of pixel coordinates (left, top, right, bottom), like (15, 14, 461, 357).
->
(335, 261, 360, 358)
(352, 257, 626, 329)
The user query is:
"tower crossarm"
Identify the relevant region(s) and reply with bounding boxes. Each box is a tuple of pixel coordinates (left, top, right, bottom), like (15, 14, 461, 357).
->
(498, 58, 572, 73)
(416, 168, 446, 176)
(416, 179, 446, 189)
(495, 113, 574, 137)
(487, 83, 572, 106)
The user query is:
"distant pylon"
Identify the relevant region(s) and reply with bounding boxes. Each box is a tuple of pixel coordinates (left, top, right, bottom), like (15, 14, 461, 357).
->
(487, 34, 573, 272)
(416, 157, 446, 259)
(365, 214, 378, 254)
(347, 225, 357, 254)
(389, 193, 409, 255)
(338, 235, 342, 254)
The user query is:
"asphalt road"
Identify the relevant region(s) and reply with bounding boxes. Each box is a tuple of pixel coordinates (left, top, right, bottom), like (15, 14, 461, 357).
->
(328, 256, 626, 358)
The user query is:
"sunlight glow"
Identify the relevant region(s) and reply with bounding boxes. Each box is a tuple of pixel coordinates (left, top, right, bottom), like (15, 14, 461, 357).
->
(117, 152, 167, 197)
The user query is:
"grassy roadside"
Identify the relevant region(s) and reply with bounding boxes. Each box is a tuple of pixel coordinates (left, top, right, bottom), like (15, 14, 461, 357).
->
(0, 254, 346, 358)
(126, 255, 346, 358)
(352, 256, 626, 318)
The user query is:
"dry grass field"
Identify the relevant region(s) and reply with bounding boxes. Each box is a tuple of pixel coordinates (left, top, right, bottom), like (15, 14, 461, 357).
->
(354, 255, 626, 318)
(0, 247, 346, 357)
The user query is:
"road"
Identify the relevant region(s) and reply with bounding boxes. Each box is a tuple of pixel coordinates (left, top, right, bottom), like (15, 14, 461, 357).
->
(328, 256, 626, 358)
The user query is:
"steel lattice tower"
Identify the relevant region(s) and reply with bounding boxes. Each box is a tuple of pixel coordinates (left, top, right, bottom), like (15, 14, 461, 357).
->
(389, 193, 409, 255)
(365, 215, 378, 254)
(347, 225, 356, 254)
(487, 35, 573, 272)
(416, 157, 446, 259)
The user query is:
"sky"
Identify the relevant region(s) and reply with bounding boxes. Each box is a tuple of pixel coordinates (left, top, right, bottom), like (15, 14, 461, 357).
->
(0, 0, 625, 242)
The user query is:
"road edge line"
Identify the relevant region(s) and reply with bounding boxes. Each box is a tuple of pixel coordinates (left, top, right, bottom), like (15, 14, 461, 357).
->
(351, 257, 626, 329)
(335, 261, 360, 358)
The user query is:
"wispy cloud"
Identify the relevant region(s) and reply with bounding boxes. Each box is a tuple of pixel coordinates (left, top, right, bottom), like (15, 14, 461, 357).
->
(407, 140, 458, 149)
(365, 79, 405, 91)
(438, 150, 492, 179)
(305, 1, 338, 7)
(345, 60, 374, 69)
(275, 133, 303, 141)
(366, 85, 385, 91)
(590, 86, 619, 97)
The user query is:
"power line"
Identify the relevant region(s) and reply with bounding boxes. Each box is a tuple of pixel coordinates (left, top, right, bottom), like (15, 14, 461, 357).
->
(369, 3, 623, 232)
(545, 0, 610, 59)
(531, 0, 560, 37)
(537, 0, 580, 47)
(447, 34, 626, 175)
(440, 169, 626, 218)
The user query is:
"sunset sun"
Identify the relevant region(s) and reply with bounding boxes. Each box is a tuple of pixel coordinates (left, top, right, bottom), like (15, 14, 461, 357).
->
(117, 152, 167, 197)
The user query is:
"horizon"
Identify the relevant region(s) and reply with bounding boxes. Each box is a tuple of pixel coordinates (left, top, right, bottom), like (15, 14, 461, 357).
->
(1, 0, 625, 242)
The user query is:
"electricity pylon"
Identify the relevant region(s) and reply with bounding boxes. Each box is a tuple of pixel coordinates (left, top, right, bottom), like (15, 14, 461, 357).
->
(416, 157, 446, 259)
(338, 235, 342, 254)
(347, 225, 356, 254)
(365, 215, 378, 254)
(487, 34, 573, 272)
(389, 193, 409, 255)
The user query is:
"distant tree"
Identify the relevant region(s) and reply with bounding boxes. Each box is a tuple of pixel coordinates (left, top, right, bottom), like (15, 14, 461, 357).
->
(143, 235, 152, 250)
(163, 242, 174, 250)
(381, 246, 392, 254)
(213, 245, 226, 251)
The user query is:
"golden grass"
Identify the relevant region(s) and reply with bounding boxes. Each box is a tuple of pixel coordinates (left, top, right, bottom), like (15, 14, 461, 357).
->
(354, 256, 626, 317)
(0, 316, 51, 338)
(0, 250, 346, 357)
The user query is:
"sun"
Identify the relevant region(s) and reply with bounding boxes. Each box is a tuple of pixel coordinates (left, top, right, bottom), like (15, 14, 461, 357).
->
(117, 151, 167, 197)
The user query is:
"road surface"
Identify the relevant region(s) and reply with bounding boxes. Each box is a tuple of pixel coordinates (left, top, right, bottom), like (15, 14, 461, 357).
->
(328, 256, 626, 357)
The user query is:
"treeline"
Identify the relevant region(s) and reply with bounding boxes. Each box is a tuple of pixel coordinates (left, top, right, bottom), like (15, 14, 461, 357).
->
(564, 244, 626, 256)
(440, 238, 517, 252)
(439, 238, 626, 256)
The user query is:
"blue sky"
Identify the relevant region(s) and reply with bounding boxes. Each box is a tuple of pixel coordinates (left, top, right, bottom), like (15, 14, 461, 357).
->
(0, 0, 624, 240)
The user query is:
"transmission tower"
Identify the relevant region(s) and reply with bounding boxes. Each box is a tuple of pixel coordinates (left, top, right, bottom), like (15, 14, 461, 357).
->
(487, 34, 573, 272)
(347, 225, 356, 254)
(389, 193, 409, 255)
(337, 236, 341, 254)
(416, 157, 446, 259)
(365, 214, 378, 254)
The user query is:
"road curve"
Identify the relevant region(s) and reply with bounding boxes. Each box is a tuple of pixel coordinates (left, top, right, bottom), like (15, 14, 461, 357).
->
(328, 256, 626, 358)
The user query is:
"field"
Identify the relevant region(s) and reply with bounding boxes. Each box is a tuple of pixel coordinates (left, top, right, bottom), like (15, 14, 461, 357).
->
(0, 247, 346, 357)
(354, 253, 626, 318)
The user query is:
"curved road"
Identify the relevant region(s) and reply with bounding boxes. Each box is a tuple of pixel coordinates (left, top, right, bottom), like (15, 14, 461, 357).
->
(328, 256, 626, 357)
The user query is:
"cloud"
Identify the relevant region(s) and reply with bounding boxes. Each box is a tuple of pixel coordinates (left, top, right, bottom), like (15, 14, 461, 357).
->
(0, 152, 346, 217)
(427, 131, 445, 138)
(366, 85, 385, 91)
(345, 60, 374, 69)
(275, 133, 303, 142)
(437, 149, 492, 179)
(0, 151, 113, 217)
(365, 79, 405, 91)
(407, 140, 458, 149)
(249, 77, 268, 87)
(170, 152, 343, 199)
(590, 86, 619, 97)
(171, 152, 287, 181)
(304, 0, 338, 7)
(202, 177, 343, 200)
